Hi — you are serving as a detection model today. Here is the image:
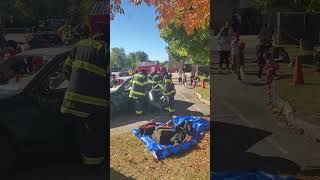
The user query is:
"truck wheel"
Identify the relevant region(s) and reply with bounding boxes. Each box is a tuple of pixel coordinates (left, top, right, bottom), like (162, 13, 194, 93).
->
(0, 135, 16, 176)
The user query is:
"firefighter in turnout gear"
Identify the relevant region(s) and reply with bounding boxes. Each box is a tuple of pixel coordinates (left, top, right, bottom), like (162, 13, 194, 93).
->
(60, 24, 107, 167)
(129, 69, 148, 115)
(163, 74, 176, 115)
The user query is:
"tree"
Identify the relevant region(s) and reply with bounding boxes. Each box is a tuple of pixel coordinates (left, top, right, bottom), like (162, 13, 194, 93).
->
(111, 47, 126, 70)
(111, 0, 210, 34)
(134, 51, 149, 62)
(249, 0, 320, 26)
(126, 52, 140, 68)
(126, 51, 149, 68)
(0, 0, 96, 25)
(160, 23, 210, 65)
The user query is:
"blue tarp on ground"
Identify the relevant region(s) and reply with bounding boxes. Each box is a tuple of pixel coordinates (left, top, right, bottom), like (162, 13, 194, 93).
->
(211, 171, 296, 180)
(132, 116, 209, 160)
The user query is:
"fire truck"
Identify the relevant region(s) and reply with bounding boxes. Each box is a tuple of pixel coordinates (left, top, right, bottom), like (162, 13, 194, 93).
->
(137, 61, 162, 73)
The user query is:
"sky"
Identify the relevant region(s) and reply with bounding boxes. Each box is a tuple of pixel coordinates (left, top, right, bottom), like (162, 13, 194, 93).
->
(110, 1, 168, 62)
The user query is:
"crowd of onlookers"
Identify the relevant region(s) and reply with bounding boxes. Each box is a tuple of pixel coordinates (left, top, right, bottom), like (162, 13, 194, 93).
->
(216, 21, 279, 83)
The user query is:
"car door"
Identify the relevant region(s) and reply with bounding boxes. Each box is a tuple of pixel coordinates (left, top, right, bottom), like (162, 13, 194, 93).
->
(31, 55, 70, 154)
(118, 79, 133, 112)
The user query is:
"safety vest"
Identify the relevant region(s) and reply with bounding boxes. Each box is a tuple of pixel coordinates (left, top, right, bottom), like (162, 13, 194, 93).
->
(61, 38, 107, 118)
(163, 79, 176, 96)
(129, 73, 147, 99)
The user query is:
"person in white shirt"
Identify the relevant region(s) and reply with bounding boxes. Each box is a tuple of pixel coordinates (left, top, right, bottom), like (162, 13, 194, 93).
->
(231, 32, 240, 74)
(217, 22, 233, 73)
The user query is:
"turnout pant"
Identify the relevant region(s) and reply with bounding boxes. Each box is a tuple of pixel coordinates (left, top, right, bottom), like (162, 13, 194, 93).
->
(164, 95, 175, 113)
(69, 111, 107, 166)
(133, 97, 145, 115)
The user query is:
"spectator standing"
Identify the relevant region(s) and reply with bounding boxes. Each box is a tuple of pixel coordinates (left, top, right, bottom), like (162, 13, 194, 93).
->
(217, 22, 233, 73)
(231, 32, 240, 74)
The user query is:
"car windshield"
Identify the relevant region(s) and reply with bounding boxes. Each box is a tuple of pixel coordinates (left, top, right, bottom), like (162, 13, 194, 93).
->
(111, 78, 131, 92)
(0, 55, 53, 94)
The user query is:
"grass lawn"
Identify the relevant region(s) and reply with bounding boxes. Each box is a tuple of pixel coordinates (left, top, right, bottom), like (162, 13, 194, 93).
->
(195, 83, 210, 102)
(110, 132, 210, 180)
(276, 63, 320, 122)
(195, 76, 210, 102)
(278, 45, 315, 57)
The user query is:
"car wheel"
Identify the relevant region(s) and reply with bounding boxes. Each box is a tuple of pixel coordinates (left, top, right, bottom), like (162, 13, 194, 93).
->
(0, 135, 16, 176)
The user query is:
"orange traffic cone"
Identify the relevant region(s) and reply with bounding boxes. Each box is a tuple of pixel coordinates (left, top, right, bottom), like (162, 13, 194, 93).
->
(292, 56, 304, 85)
(202, 79, 206, 89)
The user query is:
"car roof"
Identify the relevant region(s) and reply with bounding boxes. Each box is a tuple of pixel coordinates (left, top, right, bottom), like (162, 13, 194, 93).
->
(16, 46, 72, 57)
(114, 76, 132, 80)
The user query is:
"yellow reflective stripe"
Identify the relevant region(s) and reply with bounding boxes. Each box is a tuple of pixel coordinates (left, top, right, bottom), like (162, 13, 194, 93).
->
(130, 90, 145, 96)
(165, 80, 172, 83)
(65, 57, 73, 66)
(136, 111, 143, 115)
(81, 154, 104, 165)
(65, 91, 107, 107)
(61, 107, 90, 118)
(132, 80, 148, 86)
(76, 39, 103, 50)
(164, 90, 176, 95)
(129, 95, 138, 99)
(164, 107, 169, 110)
(169, 108, 175, 112)
(72, 60, 106, 78)
(135, 74, 145, 78)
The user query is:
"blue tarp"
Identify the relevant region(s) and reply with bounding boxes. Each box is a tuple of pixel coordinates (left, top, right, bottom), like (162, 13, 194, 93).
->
(211, 171, 296, 180)
(132, 116, 209, 160)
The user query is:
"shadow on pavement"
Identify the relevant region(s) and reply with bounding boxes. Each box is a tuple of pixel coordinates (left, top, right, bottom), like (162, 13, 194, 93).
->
(111, 100, 200, 128)
(110, 168, 134, 180)
(12, 158, 107, 180)
(212, 121, 300, 174)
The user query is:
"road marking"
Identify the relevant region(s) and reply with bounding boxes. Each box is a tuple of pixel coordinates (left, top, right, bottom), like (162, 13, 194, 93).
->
(223, 100, 255, 128)
(223, 100, 289, 155)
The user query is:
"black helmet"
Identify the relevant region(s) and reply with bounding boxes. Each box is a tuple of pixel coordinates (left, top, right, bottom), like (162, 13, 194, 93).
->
(164, 74, 171, 80)
(74, 24, 90, 37)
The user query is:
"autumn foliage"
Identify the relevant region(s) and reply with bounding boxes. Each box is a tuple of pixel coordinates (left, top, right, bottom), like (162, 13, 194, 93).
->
(111, 0, 210, 34)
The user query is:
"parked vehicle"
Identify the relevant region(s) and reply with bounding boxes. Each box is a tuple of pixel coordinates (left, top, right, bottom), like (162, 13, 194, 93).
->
(24, 22, 62, 49)
(137, 61, 161, 73)
(0, 47, 73, 174)
(110, 76, 133, 116)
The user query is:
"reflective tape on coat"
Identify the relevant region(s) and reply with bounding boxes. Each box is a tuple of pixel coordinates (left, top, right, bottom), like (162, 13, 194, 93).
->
(65, 91, 108, 107)
(164, 90, 176, 96)
(72, 60, 106, 78)
(81, 154, 105, 165)
(129, 90, 146, 96)
(61, 106, 90, 118)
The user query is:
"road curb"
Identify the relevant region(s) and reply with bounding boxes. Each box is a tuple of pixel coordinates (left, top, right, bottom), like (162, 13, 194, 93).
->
(194, 90, 210, 106)
(270, 81, 320, 141)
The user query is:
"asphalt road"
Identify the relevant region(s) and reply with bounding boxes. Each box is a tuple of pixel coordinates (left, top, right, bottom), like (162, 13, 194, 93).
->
(110, 73, 210, 135)
(212, 36, 320, 176)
